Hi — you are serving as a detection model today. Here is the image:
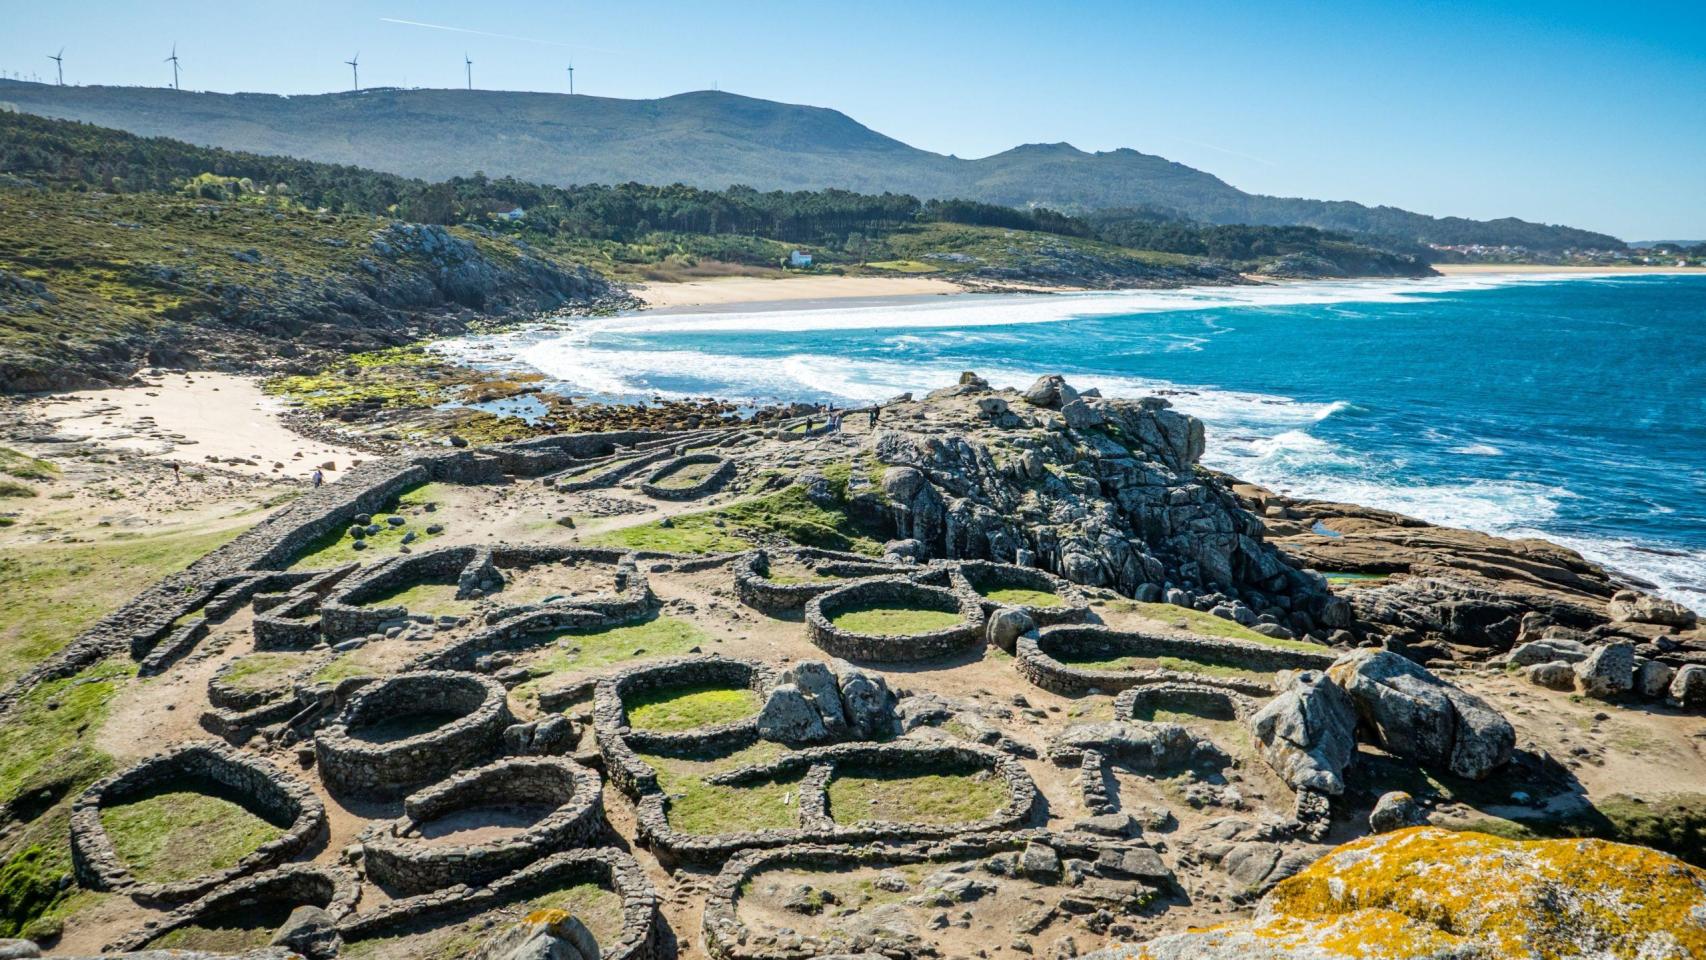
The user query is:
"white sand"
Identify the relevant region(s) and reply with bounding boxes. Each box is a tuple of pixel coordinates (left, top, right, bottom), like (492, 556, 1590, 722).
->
(631, 274, 963, 309)
(38, 372, 364, 481)
(1433, 263, 1706, 275)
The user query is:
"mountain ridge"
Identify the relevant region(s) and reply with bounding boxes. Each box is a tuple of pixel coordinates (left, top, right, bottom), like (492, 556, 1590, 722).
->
(0, 80, 1622, 250)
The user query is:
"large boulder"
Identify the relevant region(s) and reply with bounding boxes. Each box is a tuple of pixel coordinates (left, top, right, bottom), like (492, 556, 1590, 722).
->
(1671, 664, 1706, 709)
(1635, 659, 1677, 700)
(1508, 636, 1591, 666)
(1327, 649, 1514, 780)
(1573, 641, 1634, 699)
(756, 684, 828, 744)
(782, 660, 849, 739)
(836, 662, 897, 739)
(986, 607, 1036, 654)
(270, 905, 340, 958)
(1608, 589, 1697, 628)
(1021, 374, 1079, 409)
(1249, 669, 1357, 795)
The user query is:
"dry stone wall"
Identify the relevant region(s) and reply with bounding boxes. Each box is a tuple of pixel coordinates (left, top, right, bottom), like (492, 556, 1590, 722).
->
(70, 741, 327, 905)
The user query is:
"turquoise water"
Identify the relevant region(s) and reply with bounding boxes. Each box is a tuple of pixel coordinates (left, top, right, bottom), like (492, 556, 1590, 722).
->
(443, 273, 1706, 609)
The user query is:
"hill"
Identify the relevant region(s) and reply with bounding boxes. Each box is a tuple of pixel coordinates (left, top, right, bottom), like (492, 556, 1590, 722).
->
(0, 80, 1622, 252)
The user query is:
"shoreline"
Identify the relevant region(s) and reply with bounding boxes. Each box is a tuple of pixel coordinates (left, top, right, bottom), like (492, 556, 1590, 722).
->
(630, 274, 966, 310)
(1432, 263, 1706, 275)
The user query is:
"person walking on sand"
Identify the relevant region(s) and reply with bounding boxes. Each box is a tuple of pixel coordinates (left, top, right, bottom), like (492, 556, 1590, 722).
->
(311, 468, 324, 488)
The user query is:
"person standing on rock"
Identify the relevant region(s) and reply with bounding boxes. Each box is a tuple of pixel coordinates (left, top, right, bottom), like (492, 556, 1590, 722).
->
(311, 468, 324, 488)
(171, 462, 181, 485)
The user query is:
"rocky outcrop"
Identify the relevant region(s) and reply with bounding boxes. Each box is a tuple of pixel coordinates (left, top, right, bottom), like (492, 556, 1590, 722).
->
(1092, 827, 1706, 960)
(869, 378, 1338, 635)
(1245, 484, 1704, 662)
(1326, 649, 1513, 780)
(1609, 589, 1698, 628)
(755, 659, 895, 745)
(1249, 670, 1357, 795)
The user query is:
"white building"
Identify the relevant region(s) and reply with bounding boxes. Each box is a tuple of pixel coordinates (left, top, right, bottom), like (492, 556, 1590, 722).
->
(788, 250, 813, 268)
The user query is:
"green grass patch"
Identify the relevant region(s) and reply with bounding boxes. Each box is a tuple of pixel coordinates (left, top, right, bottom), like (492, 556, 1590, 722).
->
(0, 448, 58, 482)
(0, 525, 245, 686)
(1444, 793, 1706, 868)
(218, 652, 308, 695)
(0, 660, 134, 810)
(522, 616, 709, 681)
(528, 883, 627, 944)
(289, 482, 450, 568)
(589, 475, 885, 556)
(640, 741, 800, 836)
(311, 646, 392, 685)
(98, 788, 285, 884)
(864, 259, 942, 274)
(625, 684, 761, 732)
(651, 460, 723, 490)
(826, 764, 1007, 825)
(829, 604, 964, 636)
(362, 580, 469, 617)
(0, 479, 37, 499)
(979, 586, 1065, 608)
(1100, 600, 1322, 650)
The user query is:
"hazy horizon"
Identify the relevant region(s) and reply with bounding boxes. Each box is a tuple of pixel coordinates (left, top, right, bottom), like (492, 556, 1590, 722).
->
(3, 0, 1703, 239)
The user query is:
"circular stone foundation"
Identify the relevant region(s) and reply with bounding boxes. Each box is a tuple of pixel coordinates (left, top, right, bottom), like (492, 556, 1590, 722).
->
(640, 454, 735, 501)
(315, 671, 513, 799)
(951, 560, 1090, 625)
(1016, 624, 1333, 696)
(118, 864, 360, 955)
(362, 756, 606, 894)
(336, 847, 659, 960)
(805, 578, 984, 662)
(70, 741, 327, 905)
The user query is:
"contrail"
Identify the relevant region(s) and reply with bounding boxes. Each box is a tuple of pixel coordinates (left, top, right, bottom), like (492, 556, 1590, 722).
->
(1169, 135, 1277, 167)
(379, 17, 619, 54)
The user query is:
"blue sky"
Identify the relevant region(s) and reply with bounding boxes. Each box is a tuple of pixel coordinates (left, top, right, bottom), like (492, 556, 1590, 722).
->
(3, 1, 1702, 240)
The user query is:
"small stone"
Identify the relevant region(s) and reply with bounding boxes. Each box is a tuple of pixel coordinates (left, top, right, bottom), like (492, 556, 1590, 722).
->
(1369, 790, 1427, 832)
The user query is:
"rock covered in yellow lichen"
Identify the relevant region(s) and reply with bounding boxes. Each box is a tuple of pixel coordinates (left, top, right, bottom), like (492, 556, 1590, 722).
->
(1088, 827, 1706, 960)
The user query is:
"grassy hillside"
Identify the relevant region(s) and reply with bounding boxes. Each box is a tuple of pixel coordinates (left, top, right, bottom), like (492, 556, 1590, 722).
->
(0, 80, 1622, 251)
(0, 181, 609, 391)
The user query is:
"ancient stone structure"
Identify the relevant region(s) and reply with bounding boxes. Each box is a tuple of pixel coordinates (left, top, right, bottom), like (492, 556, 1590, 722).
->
(805, 578, 985, 662)
(336, 847, 660, 960)
(732, 548, 922, 614)
(1016, 624, 1333, 697)
(361, 756, 605, 894)
(314, 671, 513, 799)
(703, 830, 1173, 960)
(113, 864, 361, 956)
(640, 453, 736, 500)
(948, 559, 1092, 625)
(70, 741, 327, 905)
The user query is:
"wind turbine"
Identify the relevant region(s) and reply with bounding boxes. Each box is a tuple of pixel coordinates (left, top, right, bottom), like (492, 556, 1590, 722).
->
(165, 43, 180, 90)
(463, 52, 472, 90)
(345, 52, 359, 91)
(48, 48, 64, 85)
(566, 62, 574, 95)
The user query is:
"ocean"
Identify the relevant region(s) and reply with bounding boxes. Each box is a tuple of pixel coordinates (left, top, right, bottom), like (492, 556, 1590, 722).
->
(436, 272, 1706, 611)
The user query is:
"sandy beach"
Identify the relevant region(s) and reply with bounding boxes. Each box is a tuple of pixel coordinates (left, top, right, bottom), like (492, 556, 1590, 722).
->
(630, 274, 964, 309)
(1433, 263, 1706, 275)
(35, 372, 364, 481)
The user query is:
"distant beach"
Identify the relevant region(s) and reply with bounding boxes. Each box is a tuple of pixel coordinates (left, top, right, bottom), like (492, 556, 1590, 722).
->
(1434, 263, 1706, 275)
